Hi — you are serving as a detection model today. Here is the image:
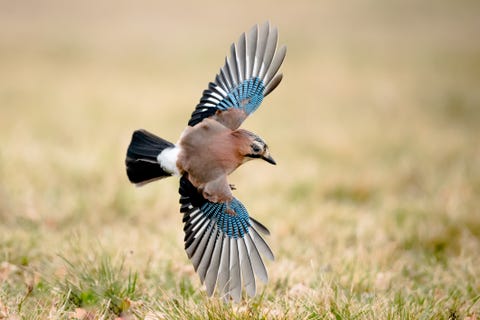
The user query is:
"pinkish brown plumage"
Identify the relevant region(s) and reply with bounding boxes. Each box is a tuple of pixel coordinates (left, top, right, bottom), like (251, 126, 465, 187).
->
(177, 118, 274, 203)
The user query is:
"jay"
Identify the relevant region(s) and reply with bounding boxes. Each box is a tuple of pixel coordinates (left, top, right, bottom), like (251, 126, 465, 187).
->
(125, 22, 286, 301)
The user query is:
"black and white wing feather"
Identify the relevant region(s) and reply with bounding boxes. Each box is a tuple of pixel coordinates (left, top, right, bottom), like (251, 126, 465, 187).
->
(188, 22, 287, 129)
(179, 176, 274, 301)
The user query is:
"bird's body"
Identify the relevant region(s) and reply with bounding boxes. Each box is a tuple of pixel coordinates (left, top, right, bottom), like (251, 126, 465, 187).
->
(176, 119, 271, 203)
(178, 119, 239, 202)
(125, 22, 286, 301)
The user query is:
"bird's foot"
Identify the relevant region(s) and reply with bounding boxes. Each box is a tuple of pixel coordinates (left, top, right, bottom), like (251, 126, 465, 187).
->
(225, 201, 237, 216)
(226, 207, 237, 216)
(229, 184, 236, 190)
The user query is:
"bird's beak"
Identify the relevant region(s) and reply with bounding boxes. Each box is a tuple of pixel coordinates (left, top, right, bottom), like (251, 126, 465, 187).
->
(262, 152, 277, 165)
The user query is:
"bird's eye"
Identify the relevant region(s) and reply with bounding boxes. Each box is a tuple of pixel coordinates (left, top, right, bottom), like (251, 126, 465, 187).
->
(252, 145, 261, 153)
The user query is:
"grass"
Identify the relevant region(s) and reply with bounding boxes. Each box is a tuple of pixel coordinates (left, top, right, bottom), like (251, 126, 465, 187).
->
(1, 0, 480, 318)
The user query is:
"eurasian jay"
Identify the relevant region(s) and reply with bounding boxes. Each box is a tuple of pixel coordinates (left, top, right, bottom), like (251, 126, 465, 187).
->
(125, 22, 286, 301)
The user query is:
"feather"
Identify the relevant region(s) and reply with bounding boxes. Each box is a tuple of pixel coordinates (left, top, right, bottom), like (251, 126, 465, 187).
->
(264, 73, 283, 97)
(245, 233, 268, 283)
(239, 237, 256, 297)
(180, 203, 192, 213)
(185, 213, 208, 246)
(221, 62, 233, 91)
(210, 81, 228, 97)
(184, 213, 206, 235)
(250, 225, 275, 261)
(253, 22, 269, 78)
(196, 225, 219, 282)
(236, 33, 246, 83)
(250, 217, 271, 235)
(264, 45, 287, 87)
(228, 238, 242, 302)
(228, 44, 239, 87)
(184, 225, 202, 257)
(217, 235, 231, 298)
(184, 215, 209, 256)
(205, 85, 224, 101)
(215, 74, 228, 93)
(190, 222, 215, 270)
(259, 26, 278, 80)
(204, 232, 224, 296)
(125, 130, 175, 185)
(200, 96, 219, 106)
(246, 24, 257, 80)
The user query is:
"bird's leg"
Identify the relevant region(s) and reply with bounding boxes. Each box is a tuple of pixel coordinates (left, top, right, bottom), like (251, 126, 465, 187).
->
(225, 201, 237, 216)
(229, 184, 236, 190)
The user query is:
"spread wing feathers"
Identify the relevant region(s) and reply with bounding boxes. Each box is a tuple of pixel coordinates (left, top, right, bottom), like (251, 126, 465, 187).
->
(179, 176, 273, 301)
(188, 22, 287, 128)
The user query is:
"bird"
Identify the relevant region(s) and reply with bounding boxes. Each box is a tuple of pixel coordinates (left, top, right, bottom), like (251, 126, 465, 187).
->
(125, 22, 286, 302)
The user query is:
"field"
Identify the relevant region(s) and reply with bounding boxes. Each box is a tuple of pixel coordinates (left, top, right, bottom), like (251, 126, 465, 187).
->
(1, 0, 480, 319)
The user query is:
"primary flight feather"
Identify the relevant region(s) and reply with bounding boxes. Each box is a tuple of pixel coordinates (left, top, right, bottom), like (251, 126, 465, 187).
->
(125, 22, 286, 301)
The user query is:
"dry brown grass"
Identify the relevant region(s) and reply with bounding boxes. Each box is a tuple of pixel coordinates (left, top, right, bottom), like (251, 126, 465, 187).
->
(1, 0, 479, 318)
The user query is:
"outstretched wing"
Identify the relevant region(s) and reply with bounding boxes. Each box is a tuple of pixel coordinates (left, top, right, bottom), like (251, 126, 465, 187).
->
(188, 22, 287, 129)
(179, 176, 274, 302)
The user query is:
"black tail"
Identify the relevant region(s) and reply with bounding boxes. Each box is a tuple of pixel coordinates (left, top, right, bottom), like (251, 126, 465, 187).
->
(126, 129, 175, 185)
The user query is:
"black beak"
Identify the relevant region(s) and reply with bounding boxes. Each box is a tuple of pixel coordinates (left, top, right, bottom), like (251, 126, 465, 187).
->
(262, 154, 277, 165)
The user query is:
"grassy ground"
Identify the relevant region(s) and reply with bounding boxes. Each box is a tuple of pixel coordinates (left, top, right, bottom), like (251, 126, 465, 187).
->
(1, 0, 480, 319)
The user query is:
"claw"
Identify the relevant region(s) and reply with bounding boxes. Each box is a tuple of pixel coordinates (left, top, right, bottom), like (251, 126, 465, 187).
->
(225, 201, 237, 216)
(229, 184, 236, 190)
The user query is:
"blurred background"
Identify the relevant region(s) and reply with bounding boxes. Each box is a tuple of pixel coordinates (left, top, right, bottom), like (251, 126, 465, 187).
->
(1, 0, 479, 316)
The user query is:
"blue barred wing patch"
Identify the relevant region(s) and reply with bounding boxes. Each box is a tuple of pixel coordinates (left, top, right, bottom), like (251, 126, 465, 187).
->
(178, 175, 274, 301)
(216, 77, 264, 115)
(200, 199, 251, 238)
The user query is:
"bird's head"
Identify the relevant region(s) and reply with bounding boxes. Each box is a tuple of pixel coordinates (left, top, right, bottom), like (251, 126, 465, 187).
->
(233, 130, 276, 165)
